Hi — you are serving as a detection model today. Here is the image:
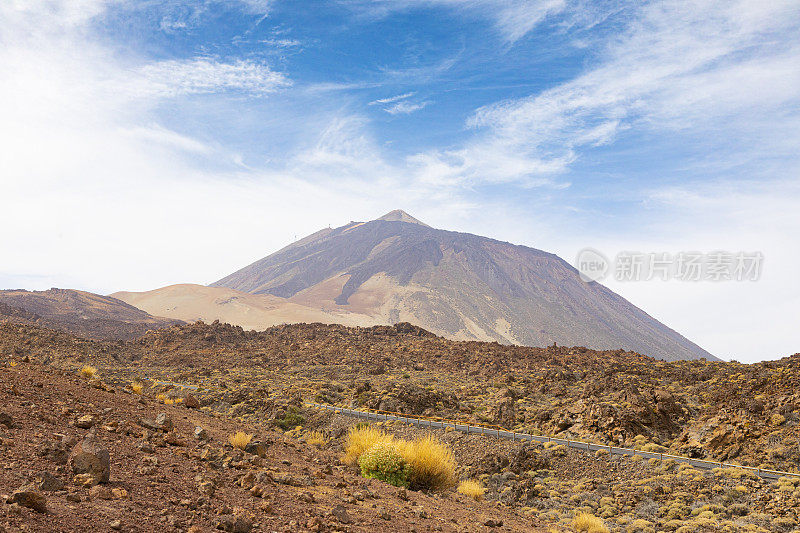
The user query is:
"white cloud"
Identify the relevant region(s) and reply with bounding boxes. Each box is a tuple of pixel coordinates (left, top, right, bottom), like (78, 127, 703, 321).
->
(2, 0, 799, 363)
(0, 0, 111, 32)
(385, 100, 429, 115)
(133, 58, 290, 97)
(407, 141, 571, 188)
(292, 116, 389, 178)
(394, 1, 800, 188)
(257, 38, 302, 48)
(369, 92, 416, 105)
(469, 0, 800, 177)
(488, 0, 566, 43)
(120, 124, 213, 154)
(236, 0, 273, 15)
(368, 92, 429, 115)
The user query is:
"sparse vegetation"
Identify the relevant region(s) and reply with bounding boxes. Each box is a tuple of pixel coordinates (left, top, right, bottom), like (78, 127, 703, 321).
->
(275, 405, 305, 430)
(572, 512, 609, 533)
(343, 425, 394, 466)
(80, 365, 97, 379)
(399, 435, 457, 491)
(358, 441, 411, 487)
(306, 430, 326, 447)
(457, 479, 486, 501)
(343, 427, 456, 491)
(6, 319, 800, 531)
(229, 431, 253, 450)
(714, 467, 759, 480)
(130, 381, 144, 395)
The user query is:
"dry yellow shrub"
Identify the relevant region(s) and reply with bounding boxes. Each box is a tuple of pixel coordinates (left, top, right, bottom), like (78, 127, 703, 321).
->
(399, 435, 457, 491)
(343, 426, 393, 466)
(573, 512, 609, 533)
(229, 431, 254, 450)
(457, 479, 486, 501)
(80, 365, 97, 379)
(307, 430, 326, 448)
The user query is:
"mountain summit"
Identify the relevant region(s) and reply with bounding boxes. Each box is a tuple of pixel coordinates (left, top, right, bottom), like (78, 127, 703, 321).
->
(202, 211, 714, 361)
(376, 209, 429, 226)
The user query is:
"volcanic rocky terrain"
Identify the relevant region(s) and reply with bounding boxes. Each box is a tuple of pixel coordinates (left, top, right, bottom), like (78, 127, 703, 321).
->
(1, 319, 798, 532)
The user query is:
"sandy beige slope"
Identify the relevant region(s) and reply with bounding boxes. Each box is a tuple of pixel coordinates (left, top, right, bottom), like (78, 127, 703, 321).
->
(111, 283, 376, 330)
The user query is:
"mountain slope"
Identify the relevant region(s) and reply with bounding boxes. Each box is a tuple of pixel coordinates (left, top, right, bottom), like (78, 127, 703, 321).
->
(0, 288, 182, 340)
(210, 210, 714, 361)
(111, 284, 377, 331)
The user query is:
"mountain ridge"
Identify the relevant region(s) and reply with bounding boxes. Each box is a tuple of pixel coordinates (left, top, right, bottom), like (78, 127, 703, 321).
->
(0, 287, 183, 340)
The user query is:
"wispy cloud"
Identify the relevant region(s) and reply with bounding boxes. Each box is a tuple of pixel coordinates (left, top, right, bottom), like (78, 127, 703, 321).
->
(385, 100, 429, 115)
(343, 0, 567, 43)
(133, 58, 290, 97)
(368, 92, 429, 114)
(369, 92, 416, 105)
(236, 0, 273, 15)
(2, 0, 799, 362)
(416, 0, 800, 186)
(120, 124, 213, 155)
(132, 0, 275, 34)
(257, 38, 303, 48)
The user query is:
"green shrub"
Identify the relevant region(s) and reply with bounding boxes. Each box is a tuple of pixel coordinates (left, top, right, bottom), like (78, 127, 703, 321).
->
(275, 406, 305, 430)
(343, 425, 393, 466)
(358, 442, 411, 488)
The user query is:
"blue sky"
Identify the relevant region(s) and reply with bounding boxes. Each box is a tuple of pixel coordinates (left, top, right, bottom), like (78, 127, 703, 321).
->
(1, 0, 799, 362)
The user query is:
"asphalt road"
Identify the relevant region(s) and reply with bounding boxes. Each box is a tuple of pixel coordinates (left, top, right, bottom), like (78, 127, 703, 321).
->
(310, 402, 798, 482)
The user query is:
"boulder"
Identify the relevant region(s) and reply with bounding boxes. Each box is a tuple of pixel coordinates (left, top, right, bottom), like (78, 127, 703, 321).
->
(37, 440, 69, 465)
(244, 441, 267, 457)
(216, 515, 253, 533)
(198, 481, 215, 497)
(139, 413, 173, 432)
(164, 432, 186, 446)
(0, 412, 14, 428)
(75, 415, 97, 429)
(493, 394, 516, 428)
(89, 485, 113, 500)
(331, 504, 352, 524)
(9, 485, 47, 513)
(37, 472, 64, 492)
(184, 394, 200, 409)
(68, 434, 110, 484)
